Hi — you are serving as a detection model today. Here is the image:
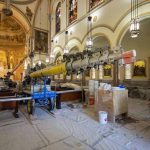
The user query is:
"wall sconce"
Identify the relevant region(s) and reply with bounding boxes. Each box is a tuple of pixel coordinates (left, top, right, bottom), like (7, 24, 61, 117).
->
(93, 16, 97, 22)
(70, 30, 73, 35)
(54, 37, 58, 44)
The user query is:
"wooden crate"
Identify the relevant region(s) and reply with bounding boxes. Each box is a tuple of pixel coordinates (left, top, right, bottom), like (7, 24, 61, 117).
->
(0, 90, 16, 110)
(95, 89, 128, 122)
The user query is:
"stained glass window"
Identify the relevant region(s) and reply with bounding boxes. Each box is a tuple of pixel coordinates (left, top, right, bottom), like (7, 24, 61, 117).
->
(56, 2, 61, 34)
(69, 0, 78, 24)
(90, 0, 104, 10)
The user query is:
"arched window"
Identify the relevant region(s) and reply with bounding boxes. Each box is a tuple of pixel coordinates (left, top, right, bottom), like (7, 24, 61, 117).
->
(56, 2, 61, 34)
(69, 0, 77, 24)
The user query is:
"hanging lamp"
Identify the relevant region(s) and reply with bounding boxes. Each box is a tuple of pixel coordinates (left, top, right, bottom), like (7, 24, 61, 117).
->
(130, 0, 140, 38)
(64, 30, 69, 54)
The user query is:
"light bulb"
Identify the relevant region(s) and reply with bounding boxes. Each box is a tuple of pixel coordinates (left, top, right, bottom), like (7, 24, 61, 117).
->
(38, 60, 41, 66)
(86, 37, 93, 48)
(64, 47, 69, 53)
(24, 61, 27, 69)
(46, 56, 49, 63)
(50, 54, 54, 58)
(130, 19, 140, 38)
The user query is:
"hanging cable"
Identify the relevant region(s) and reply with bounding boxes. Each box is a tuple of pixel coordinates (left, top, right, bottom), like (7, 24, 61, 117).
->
(130, 0, 140, 38)
(46, 0, 50, 63)
(38, 1, 42, 66)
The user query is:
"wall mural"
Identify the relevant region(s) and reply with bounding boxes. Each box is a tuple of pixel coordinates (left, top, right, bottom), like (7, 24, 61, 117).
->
(0, 15, 25, 45)
(56, 2, 61, 34)
(34, 29, 48, 53)
(90, 0, 104, 9)
(103, 64, 112, 77)
(133, 60, 146, 77)
(69, 0, 77, 24)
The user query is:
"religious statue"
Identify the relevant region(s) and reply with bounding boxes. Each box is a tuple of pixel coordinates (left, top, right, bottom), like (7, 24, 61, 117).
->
(26, 6, 33, 21)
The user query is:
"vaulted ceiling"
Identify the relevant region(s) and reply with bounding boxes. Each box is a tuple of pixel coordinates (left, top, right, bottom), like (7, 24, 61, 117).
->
(0, 13, 26, 47)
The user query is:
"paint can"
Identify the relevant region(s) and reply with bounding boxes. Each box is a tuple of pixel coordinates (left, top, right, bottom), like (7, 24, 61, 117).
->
(89, 96, 94, 105)
(99, 111, 107, 124)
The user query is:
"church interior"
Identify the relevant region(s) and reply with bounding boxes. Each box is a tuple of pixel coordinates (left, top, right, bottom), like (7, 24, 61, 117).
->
(0, 0, 150, 150)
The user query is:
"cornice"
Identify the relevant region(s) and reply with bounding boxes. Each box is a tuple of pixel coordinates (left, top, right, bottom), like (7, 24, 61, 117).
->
(52, 0, 149, 40)
(12, 0, 37, 5)
(52, 0, 112, 39)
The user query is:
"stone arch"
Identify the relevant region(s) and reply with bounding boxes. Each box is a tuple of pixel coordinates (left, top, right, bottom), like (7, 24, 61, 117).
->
(69, 46, 79, 54)
(82, 26, 113, 50)
(53, 46, 63, 56)
(34, 60, 46, 66)
(54, 52, 63, 64)
(0, 3, 31, 33)
(66, 38, 82, 52)
(92, 34, 110, 48)
(114, 3, 150, 46)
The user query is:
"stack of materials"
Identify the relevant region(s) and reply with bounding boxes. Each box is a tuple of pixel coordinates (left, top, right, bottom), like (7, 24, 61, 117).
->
(95, 83, 128, 122)
(88, 80, 99, 105)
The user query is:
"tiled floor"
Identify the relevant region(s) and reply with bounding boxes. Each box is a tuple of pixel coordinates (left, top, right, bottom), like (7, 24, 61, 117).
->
(0, 98, 150, 150)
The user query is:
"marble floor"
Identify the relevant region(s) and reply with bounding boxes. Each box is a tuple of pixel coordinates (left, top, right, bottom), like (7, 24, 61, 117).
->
(0, 98, 150, 150)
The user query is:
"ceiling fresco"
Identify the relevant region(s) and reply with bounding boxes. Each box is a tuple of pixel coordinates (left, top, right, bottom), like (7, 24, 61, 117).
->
(0, 13, 25, 45)
(0, 0, 37, 5)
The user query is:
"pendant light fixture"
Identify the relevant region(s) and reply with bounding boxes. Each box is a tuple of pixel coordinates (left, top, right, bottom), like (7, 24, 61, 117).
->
(86, 0, 93, 50)
(38, 2, 42, 66)
(86, 16, 93, 49)
(64, 30, 69, 54)
(50, 40, 54, 63)
(46, 0, 50, 63)
(130, 0, 140, 38)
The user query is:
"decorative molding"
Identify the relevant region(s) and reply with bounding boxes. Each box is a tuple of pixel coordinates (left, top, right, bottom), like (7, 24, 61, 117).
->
(52, 0, 149, 41)
(32, 0, 41, 33)
(53, 45, 63, 51)
(117, 12, 150, 46)
(52, 0, 112, 38)
(81, 29, 112, 45)
(67, 37, 82, 47)
(12, 0, 37, 5)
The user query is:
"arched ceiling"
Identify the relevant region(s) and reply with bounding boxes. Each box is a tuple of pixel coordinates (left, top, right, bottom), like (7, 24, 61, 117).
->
(0, 0, 37, 5)
(93, 36, 110, 48)
(12, 0, 36, 4)
(0, 14, 26, 47)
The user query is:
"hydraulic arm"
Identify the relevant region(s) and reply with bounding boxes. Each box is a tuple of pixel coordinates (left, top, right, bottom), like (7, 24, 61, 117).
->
(30, 47, 136, 78)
